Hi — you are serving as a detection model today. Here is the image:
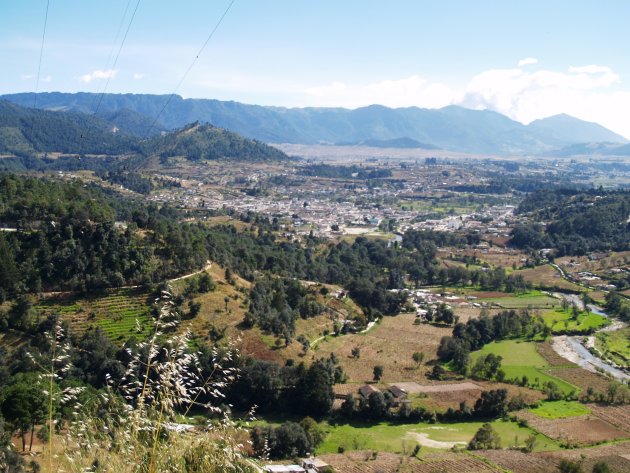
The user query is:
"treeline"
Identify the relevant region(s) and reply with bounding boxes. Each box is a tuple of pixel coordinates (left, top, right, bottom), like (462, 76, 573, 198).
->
(512, 188, 630, 256)
(298, 164, 392, 180)
(604, 292, 630, 321)
(95, 171, 154, 194)
(230, 355, 343, 418)
(437, 309, 546, 372)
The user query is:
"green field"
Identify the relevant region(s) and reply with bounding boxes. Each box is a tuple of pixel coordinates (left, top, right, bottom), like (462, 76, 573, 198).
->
(472, 340, 578, 394)
(529, 400, 591, 419)
(542, 308, 609, 334)
(478, 290, 559, 309)
(35, 288, 153, 342)
(318, 419, 559, 454)
(596, 327, 630, 368)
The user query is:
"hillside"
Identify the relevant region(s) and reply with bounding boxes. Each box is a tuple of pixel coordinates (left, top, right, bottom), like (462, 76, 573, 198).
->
(0, 99, 139, 156)
(3, 92, 628, 155)
(0, 101, 288, 169)
(146, 122, 288, 162)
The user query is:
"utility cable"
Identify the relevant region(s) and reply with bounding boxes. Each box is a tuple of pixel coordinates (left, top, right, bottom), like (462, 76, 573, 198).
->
(93, 0, 142, 116)
(33, 0, 51, 109)
(144, 0, 236, 138)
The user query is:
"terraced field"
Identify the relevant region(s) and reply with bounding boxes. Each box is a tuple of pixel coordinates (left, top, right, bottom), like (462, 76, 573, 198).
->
(35, 289, 153, 342)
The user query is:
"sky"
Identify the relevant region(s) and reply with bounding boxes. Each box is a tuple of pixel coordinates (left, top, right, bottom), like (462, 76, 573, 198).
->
(2, 0, 630, 138)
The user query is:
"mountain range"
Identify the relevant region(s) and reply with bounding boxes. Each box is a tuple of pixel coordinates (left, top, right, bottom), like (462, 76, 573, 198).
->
(1, 92, 628, 156)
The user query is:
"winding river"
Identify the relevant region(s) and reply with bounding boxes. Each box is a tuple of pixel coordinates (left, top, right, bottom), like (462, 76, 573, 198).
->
(551, 293, 630, 382)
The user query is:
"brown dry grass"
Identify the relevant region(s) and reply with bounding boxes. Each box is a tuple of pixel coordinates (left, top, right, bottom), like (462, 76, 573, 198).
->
(536, 340, 576, 367)
(515, 410, 629, 445)
(314, 313, 452, 383)
(319, 450, 501, 473)
(513, 265, 584, 291)
(478, 450, 557, 473)
(546, 367, 612, 393)
(536, 441, 630, 473)
(587, 404, 630, 433)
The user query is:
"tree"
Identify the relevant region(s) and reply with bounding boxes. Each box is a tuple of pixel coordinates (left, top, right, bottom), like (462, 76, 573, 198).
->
(412, 351, 424, 367)
(592, 462, 611, 473)
(341, 393, 355, 418)
(0, 415, 25, 473)
(474, 389, 508, 418)
(367, 391, 388, 419)
(558, 459, 583, 473)
(1, 373, 48, 452)
(523, 434, 536, 453)
(351, 347, 360, 359)
(468, 423, 501, 450)
(373, 365, 384, 381)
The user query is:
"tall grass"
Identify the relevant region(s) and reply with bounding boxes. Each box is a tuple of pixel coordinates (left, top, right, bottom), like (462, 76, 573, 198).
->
(41, 289, 255, 472)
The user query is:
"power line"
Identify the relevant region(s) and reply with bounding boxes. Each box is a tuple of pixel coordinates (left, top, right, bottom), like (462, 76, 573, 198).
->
(91, 0, 134, 111)
(93, 0, 142, 116)
(144, 0, 236, 138)
(33, 0, 51, 109)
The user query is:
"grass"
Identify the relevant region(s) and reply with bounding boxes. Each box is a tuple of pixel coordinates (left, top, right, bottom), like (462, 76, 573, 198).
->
(595, 327, 630, 368)
(542, 308, 609, 334)
(317, 419, 559, 454)
(472, 340, 579, 395)
(529, 400, 591, 419)
(477, 290, 559, 309)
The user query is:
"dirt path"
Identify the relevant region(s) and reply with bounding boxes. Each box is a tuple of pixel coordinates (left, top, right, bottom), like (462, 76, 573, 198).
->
(169, 261, 212, 282)
(406, 432, 467, 449)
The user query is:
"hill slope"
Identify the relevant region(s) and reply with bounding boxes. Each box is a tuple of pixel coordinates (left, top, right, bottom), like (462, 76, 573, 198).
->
(0, 101, 288, 166)
(3, 92, 627, 155)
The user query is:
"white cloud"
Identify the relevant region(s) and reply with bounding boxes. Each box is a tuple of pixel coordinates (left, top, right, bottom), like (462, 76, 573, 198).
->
(133, 73, 144, 80)
(459, 64, 629, 138)
(304, 75, 454, 109)
(77, 69, 117, 84)
(518, 57, 538, 67)
(41, 75, 52, 83)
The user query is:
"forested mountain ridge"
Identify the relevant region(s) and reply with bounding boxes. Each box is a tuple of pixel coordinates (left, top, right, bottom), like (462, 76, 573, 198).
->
(0, 100, 288, 169)
(145, 122, 288, 162)
(3, 92, 628, 155)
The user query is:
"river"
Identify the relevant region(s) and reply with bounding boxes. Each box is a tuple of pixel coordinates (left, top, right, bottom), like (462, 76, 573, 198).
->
(551, 293, 630, 382)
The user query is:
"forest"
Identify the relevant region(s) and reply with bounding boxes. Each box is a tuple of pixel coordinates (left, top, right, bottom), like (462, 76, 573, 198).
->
(511, 188, 630, 255)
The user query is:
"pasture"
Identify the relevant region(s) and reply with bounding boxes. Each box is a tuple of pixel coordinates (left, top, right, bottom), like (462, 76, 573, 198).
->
(529, 400, 591, 419)
(472, 340, 578, 395)
(541, 308, 609, 334)
(318, 419, 559, 454)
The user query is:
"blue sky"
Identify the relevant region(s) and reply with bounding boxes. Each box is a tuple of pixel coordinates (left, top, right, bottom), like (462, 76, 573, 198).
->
(2, 0, 630, 138)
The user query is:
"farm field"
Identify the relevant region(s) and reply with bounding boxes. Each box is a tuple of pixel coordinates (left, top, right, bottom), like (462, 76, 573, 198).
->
(472, 340, 579, 394)
(514, 410, 630, 446)
(596, 327, 630, 368)
(320, 449, 502, 473)
(512, 265, 585, 292)
(35, 288, 153, 342)
(529, 400, 591, 419)
(475, 290, 559, 309)
(318, 419, 559, 454)
(541, 308, 609, 334)
(586, 403, 630, 433)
